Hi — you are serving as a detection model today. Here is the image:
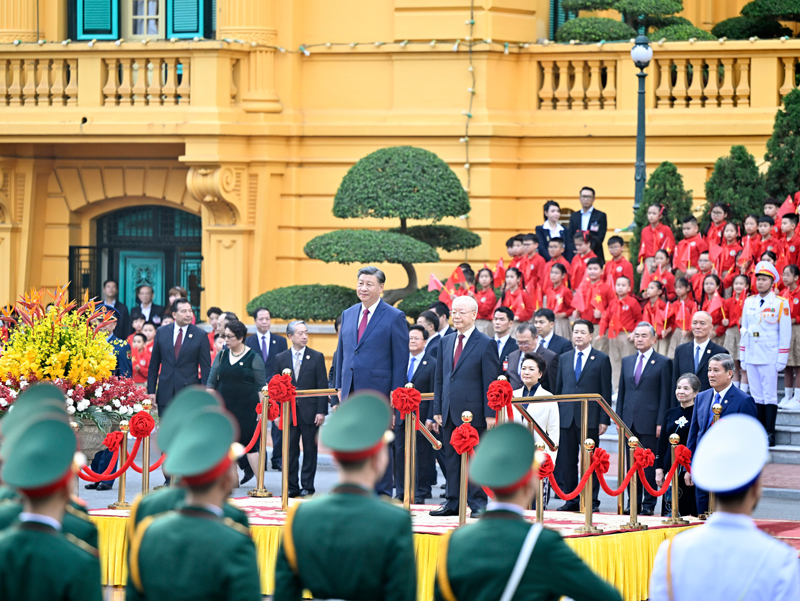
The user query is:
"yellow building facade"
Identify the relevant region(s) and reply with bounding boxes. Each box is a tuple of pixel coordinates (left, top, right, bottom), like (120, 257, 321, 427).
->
(0, 0, 799, 357)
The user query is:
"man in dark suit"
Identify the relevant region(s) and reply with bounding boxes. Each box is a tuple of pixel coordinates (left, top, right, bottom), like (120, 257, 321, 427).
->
(533, 308, 573, 356)
(429, 301, 456, 339)
(395, 325, 437, 503)
(417, 310, 442, 357)
(147, 298, 211, 412)
(129, 284, 165, 327)
(274, 321, 328, 498)
(554, 319, 612, 512)
(431, 296, 502, 517)
(568, 186, 608, 264)
(506, 323, 559, 393)
(246, 306, 289, 470)
(616, 322, 672, 515)
(492, 307, 519, 370)
(672, 311, 728, 408)
(335, 266, 409, 497)
(102, 279, 130, 339)
(687, 353, 758, 514)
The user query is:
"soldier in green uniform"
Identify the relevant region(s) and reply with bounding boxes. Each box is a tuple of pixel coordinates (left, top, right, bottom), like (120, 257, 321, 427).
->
(435, 422, 623, 601)
(274, 392, 417, 601)
(127, 386, 248, 543)
(127, 406, 261, 601)
(0, 382, 99, 549)
(0, 413, 103, 601)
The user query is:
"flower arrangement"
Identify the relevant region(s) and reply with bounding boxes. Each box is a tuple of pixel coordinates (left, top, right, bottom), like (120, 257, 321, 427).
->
(0, 285, 142, 432)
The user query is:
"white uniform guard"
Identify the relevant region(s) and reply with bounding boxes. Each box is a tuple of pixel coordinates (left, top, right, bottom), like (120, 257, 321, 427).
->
(649, 414, 800, 601)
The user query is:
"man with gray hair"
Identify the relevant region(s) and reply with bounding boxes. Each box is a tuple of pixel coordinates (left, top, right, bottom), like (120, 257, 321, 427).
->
(616, 321, 673, 515)
(687, 353, 758, 515)
(335, 266, 409, 497)
(671, 311, 728, 408)
(275, 320, 329, 497)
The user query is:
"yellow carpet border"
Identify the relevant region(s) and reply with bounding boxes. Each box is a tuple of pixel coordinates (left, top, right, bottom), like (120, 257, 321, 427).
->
(92, 516, 696, 601)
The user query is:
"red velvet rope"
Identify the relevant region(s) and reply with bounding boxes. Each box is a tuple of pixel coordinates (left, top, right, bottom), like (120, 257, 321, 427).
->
(486, 380, 514, 422)
(78, 438, 141, 482)
(130, 452, 166, 473)
(392, 387, 422, 430)
(242, 417, 262, 454)
(538, 449, 607, 501)
(268, 374, 297, 430)
(638, 445, 693, 497)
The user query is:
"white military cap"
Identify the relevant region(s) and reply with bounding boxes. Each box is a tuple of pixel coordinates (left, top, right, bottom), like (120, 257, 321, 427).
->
(754, 261, 780, 285)
(693, 414, 769, 495)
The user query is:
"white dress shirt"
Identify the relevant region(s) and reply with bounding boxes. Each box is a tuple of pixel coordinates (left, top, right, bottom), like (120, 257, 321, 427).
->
(257, 332, 271, 359)
(633, 348, 654, 372)
(694, 338, 710, 363)
(454, 326, 476, 354)
(173, 323, 188, 345)
(360, 299, 380, 326)
(486, 501, 525, 515)
(538, 331, 554, 350)
(494, 334, 510, 357)
(140, 304, 153, 321)
(19, 513, 62, 530)
(573, 346, 591, 372)
(580, 207, 594, 231)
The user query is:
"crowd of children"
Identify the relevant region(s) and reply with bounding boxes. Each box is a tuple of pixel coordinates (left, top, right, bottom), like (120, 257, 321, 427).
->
(440, 197, 800, 410)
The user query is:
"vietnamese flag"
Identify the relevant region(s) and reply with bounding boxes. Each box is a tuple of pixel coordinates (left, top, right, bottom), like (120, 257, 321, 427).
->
(438, 286, 453, 307)
(449, 266, 466, 286)
(638, 242, 646, 262)
(493, 258, 506, 288)
(738, 236, 752, 268)
(708, 293, 724, 315)
(572, 280, 586, 312)
(605, 268, 616, 290)
(530, 284, 543, 311)
(639, 265, 652, 292)
(778, 195, 796, 218)
(708, 244, 724, 271)
(676, 242, 692, 273)
(428, 273, 443, 292)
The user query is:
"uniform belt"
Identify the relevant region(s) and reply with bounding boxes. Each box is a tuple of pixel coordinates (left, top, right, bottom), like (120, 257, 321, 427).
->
(752, 332, 760, 337)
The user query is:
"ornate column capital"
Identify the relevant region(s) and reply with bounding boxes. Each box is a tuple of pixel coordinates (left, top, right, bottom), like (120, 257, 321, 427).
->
(185, 165, 244, 226)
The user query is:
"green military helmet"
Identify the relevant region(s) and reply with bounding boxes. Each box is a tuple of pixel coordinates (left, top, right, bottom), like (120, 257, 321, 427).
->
(163, 406, 238, 484)
(2, 414, 77, 492)
(157, 387, 221, 454)
(470, 422, 536, 491)
(320, 392, 392, 461)
(1, 382, 66, 437)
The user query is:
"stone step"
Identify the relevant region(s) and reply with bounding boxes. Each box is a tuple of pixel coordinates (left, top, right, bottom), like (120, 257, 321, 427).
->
(777, 410, 800, 427)
(770, 446, 800, 465)
(776, 426, 800, 446)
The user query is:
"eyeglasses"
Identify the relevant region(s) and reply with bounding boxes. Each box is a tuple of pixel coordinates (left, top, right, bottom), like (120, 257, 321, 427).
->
(451, 310, 473, 316)
(223, 334, 237, 340)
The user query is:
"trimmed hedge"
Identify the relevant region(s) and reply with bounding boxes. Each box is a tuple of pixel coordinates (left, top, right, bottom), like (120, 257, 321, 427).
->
(388, 224, 481, 252)
(561, 0, 615, 11)
(702, 145, 766, 228)
(711, 15, 792, 38)
(333, 146, 470, 221)
(765, 89, 800, 200)
(614, 0, 683, 18)
(651, 23, 716, 40)
(395, 288, 441, 321)
(246, 284, 358, 322)
(304, 229, 440, 264)
(741, 0, 800, 21)
(555, 17, 637, 42)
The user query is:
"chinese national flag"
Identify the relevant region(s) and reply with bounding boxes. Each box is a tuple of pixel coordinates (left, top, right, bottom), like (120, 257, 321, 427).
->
(708, 293, 723, 315)
(638, 242, 646, 262)
(778, 195, 796, 218)
(639, 265, 652, 292)
(493, 258, 506, 288)
(708, 245, 724, 271)
(449, 266, 466, 286)
(738, 236, 751, 268)
(609, 307, 622, 338)
(428, 273, 443, 292)
(654, 264, 664, 284)
(676, 242, 692, 273)
(572, 280, 586, 312)
(676, 302, 686, 327)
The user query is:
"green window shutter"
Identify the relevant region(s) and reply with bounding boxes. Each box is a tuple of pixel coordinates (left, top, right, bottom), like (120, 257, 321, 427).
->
(167, 0, 207, 38)
(549, 0, 575, 40)
(76, 0, 119, 40)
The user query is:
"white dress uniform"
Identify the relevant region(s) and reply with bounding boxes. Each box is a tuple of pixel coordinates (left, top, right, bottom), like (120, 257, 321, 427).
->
(649, 414, 800, 601)
(739, 290, 791, 407)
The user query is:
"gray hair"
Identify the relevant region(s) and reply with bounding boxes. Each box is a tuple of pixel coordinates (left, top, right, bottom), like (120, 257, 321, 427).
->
(286, 320, 307, 336)
(634, 321, 657, 337)
(709, 353, 735, 372)
(676, 372, 701, 393)
(357, 266, 386, 285)
(452, 295, 478, 313)
(517, 323, 537, 337)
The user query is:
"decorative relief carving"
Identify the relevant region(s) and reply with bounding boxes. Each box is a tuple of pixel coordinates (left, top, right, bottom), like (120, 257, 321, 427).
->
(185, 166, 242, 226)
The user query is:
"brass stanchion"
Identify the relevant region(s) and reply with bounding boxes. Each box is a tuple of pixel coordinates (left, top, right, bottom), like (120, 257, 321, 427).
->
(575, 439, 602, 534)
(458, 411, 473, 527)
(701, 403, 723, 520)
(109, 420, 130, 509)
(141, 400, 152, 495)
(496, 375, 509, 426)
(579, 399, 588, 513)
(281, 369, 293, 512)
(623, 436, 647, 531)
(248, 385, 273, 498)
(617, 428, 625, 515)
(401, 383, 419, 510)
(534, 442, 545, 522)
(663, 433, 688, 525)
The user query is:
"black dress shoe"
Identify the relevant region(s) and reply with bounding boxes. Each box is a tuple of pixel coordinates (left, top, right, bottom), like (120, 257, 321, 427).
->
(593, 504, 601, 513)
(271, 462, 282, 471)
(623, 507, 630, 515)
(299, 489, 310, 497)
(84, 482, 99, 490)
(288, 491, 300, 498)
(557, 503, 580, 512)
(470, 507, 485, 518)
(639, 508, 654, 516)
(424, 493, 432, 500)
(97, 482, 113, 491)
(414, 497, 425, 504)
(429, 505, 458, 517)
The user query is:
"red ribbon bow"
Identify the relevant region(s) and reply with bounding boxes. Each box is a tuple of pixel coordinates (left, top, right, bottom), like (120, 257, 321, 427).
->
(539, 454, 555, 480)
(450, 422, 480, 456)
(592, 447, 611, 475)
(129, 412, 155, 439)
(634, 447, 655, 469)
(486, 379, 514, 422)
(391, 387, 422, 430)
(102, 431, 124, 453)
(675, 445, 692, 472)
(268, 373, 297, 430)
(255, 397, 281, 421)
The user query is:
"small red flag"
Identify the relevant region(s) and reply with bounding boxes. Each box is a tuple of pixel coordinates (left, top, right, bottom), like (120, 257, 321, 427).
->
(638, 242, 646, 262)
(493, 258, 506, 288)
(707, 293, 723, 314)
(605, 268, 616, 290)
(639, 265, 652, 292)
(738, 236, 751, 268)
(572, 280, 586, 312)
(428, 273, 443, 292)
(449, 266, 466, 286)
(438, 287, 453, 308)
(778, 195, 796, 218)
(530, 284, 543, 311)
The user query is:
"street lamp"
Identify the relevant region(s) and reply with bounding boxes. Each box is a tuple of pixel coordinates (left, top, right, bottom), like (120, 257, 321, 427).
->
(630, 35, 653, 227)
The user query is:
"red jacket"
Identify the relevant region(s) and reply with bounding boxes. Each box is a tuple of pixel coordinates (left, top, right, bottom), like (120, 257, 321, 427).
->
(784, 286, 800, 324)
(475, 287, 497, 320)
(132, 345, 152, 385)
(543, 256, 572, 291)
(643, 298, 670, 338)
(705, 220, 727, 248)
(544, 284, 573, 316)
(574, 280, 615, 324)
(673, 235, 708, 272)
(599, 295, 642, 338)
(690, 269, 715, 300)
(501, 287, 533, 322)
(640, 224, 675, 259)
(723, 292, 747, 328)
(670, 298, 698, 332)
(603, 256, 635, 288)
(653, 268, 676, 300)
(701, 293, 726, 338)
(716, 241, 742, 279)
(522, 254, 546, 293)
(570, 251, 596, 288)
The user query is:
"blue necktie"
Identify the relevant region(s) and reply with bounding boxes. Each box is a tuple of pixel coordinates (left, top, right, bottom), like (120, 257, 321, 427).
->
(497, 339, 502, 357)
(575, 351, 583, 382)
(708, 392, 721, 427)
(407, 356, 416, 383)
(694, 345, 701, 372)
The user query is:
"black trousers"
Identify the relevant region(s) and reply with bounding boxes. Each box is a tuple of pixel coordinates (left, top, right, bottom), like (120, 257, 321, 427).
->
(626, 428, 658, 512)
(288, 418, 320, 495)
(393, 421, 434, 500)
(90, 449, 117, 487)
(431, 424, 447, 483)
(271, 421, 282, 468)
(443, 414, 487, 512)
(554, 424, 600, 509)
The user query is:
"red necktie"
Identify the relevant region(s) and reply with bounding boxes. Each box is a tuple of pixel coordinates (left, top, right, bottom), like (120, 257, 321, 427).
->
(453, 334, 465, 369)
(174, 328, 183, 359)
(357, 308, 369, 343)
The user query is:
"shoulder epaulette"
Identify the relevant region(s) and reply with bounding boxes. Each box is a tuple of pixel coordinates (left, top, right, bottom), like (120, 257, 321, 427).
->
(129, 515, 155, 594)
(66, 504, 93, 523)
(223, 516, 251, 538)
(64, 531, 99, 557)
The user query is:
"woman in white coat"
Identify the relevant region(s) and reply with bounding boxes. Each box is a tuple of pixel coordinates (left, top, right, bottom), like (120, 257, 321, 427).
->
(512, 351, 560, 507)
